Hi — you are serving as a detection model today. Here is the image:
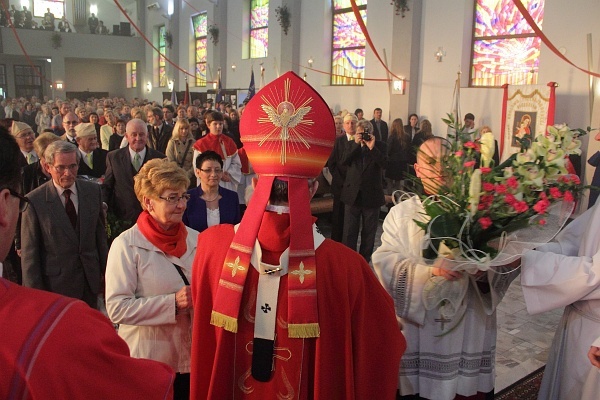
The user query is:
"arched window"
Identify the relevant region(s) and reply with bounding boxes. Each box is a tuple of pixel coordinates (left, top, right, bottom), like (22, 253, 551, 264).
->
(331, 0, 367, 86)
(250, 0, 269, 58)
(158, 25, 167, 87)
(192, 12, 208, 87)
(471, 0, 545, 87)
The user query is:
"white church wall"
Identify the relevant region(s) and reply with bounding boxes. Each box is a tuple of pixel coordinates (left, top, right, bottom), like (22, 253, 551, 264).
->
(418, 0, 600, 147)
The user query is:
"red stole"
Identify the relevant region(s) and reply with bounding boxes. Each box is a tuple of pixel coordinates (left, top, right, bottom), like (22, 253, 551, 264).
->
(193, 133, 238, 160)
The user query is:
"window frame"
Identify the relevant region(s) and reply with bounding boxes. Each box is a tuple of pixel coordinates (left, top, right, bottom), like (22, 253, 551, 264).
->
(249, 0, 269, 59)
(192, 12, 208, 87)
(331, 0, 367, 86)
(158, 25, 167, 88)
(469, 0, 545, 88)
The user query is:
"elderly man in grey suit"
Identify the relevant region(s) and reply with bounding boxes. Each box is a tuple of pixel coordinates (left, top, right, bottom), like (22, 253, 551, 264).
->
(102, 118, 165, 226)
(21, 140, 108, 308)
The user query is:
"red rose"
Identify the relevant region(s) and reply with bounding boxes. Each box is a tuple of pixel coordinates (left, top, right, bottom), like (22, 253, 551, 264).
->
(480, 167, 492, 174)
(506, 176, 519, 189)
(564, 191, 574, 202)
(483, 182, 495, 192)
(464, 161, 476, 168)
(549, 187, 563, 198)
(478, 217, 493, 230)
(495, 184, 507, 194)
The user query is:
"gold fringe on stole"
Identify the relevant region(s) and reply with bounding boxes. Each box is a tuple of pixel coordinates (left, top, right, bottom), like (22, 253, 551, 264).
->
(210, 311, 238, 333)
(288, 323, 320, 338)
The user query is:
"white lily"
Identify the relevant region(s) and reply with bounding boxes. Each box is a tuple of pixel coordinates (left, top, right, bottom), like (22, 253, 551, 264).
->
(480, 132, 496, 168)
(469, 169, 482, 217)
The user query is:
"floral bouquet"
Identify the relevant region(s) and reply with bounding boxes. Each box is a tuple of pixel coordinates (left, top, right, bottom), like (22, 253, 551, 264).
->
(401, 115, 588, 273)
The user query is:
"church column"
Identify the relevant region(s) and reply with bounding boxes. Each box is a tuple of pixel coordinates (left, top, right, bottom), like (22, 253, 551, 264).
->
(389, 0, 422, 122)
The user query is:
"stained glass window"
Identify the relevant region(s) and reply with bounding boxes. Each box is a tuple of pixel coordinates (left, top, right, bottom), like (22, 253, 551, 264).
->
(158, 25, 167, 87)
(250, 0, 268, 58)
(126, 62, 137, 89)
(471, 0, 545, 87)
(331, 0, 367, 86)
(192, 13, 208, 87)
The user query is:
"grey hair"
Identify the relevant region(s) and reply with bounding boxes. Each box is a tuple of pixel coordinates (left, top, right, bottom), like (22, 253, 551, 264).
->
(126, 118, 148, 134)
(45, 140, 81, 165)
(357, 119, 374, 133)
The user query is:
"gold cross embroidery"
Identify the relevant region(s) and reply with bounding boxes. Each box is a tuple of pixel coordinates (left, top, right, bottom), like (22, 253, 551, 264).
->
(226, 256, 245, 277)
(291, 262, 312, 284)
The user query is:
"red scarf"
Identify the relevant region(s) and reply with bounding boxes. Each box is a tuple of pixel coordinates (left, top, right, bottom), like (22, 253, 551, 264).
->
(193, 133, 238, 160)
(137, 211, 188, 258)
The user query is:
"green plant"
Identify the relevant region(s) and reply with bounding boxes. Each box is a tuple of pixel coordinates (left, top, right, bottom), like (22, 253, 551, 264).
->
(208, 24, 219, 45)
(275, 5, 291, 35)
(391, 0, 410, 17)
(163, 30, 173, 49)
(50, 32, 62, 49)
(106, 211, 131, 245)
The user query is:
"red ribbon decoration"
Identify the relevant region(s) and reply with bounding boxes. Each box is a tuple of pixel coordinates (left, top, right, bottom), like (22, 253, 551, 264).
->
(512, 0, 600, 78)
(0, 2, 53, 85)
(349, 0, 403, 81)
(113, 0, 194, 79)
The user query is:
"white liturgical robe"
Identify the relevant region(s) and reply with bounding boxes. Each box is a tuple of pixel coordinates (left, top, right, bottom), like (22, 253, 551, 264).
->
(521, 203, 600, 400)
(373, 196, 519, 400)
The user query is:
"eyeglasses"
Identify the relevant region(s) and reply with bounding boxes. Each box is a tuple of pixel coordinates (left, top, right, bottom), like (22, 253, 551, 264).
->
(158, 193, 191, 204)
(199, 168, 223, 174)
(8, 188, 30, 212)
(51, 164, 79, 173)
(16, 132, 35, 139)
(64, 121, 78, 125)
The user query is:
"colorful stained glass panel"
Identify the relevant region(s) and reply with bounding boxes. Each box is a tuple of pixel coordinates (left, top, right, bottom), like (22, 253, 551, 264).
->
(250, 28, 268, 58)
(331, 49, 365, 86)
(333, 10, 366, 49)
(250, 0, 269, 29)
(196, 39, 207, 63)
(471, 37, 541, 86)
(196, 64, 206, 87)
(131, 62, 137, 88)
(333, 0, 367, 11)
(474, 0, 544, 37)
(192, 13, 207, 39)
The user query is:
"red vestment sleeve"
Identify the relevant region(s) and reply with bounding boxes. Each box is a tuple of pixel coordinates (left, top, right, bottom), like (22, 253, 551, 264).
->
(0, 279, 175, 400)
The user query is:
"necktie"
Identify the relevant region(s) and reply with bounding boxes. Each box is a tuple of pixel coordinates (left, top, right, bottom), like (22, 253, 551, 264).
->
(27, 153, 35, 164)
(133, 153, 141, 171)
(63, 189, 77, 229)
(86, 153, 93, 169)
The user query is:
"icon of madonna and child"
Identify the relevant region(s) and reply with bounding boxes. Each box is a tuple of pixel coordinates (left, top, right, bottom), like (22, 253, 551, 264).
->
(512, 111, 537, 149)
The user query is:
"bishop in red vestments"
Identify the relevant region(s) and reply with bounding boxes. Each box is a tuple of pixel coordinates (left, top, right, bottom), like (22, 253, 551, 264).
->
(190, 72, 405, 399)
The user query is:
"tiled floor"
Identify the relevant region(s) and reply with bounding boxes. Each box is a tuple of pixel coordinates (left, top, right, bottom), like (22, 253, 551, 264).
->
(316, 214, 562, 392)
(494, 278, 562, 391)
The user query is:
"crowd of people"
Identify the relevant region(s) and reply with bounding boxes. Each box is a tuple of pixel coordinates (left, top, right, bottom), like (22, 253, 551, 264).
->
(2, 75, 600, 400)
(1, 3, 109, 34)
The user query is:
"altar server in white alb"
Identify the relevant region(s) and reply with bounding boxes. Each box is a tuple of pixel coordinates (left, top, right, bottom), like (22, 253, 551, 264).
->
(521, 202, 600, 400)
(372, 137, 520, 400)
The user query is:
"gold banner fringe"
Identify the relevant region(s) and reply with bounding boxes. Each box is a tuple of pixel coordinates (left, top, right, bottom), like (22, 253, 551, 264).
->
(288, 323, 320, 338)
(210, 311, 238, 333)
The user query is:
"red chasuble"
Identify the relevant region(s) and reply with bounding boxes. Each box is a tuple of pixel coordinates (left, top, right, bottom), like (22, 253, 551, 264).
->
(0, 278, 174, 399)
(190, 217, 406, 399)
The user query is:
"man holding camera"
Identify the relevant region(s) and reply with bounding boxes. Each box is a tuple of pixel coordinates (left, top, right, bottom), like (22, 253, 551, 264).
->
(340, 119, 387, 263)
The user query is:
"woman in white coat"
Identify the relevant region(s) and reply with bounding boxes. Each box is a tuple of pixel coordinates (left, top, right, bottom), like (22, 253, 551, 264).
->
(106, 159, 198, 399)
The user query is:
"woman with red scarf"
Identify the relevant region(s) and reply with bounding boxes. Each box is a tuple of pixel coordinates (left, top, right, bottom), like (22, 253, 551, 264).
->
(105, 158, 198, 400)
(192, 111, 242, 196)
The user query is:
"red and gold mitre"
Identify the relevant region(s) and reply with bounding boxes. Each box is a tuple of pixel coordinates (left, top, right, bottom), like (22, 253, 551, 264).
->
(210, 71, 335, 338)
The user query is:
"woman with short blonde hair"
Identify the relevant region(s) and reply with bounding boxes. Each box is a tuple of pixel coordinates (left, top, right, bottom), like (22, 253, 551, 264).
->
(165, 119, 195, 182)
(106, 158, 196, 399)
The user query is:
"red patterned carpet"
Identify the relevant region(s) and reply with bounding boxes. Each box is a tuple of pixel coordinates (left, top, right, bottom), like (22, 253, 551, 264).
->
(495, 366, 545, 400)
